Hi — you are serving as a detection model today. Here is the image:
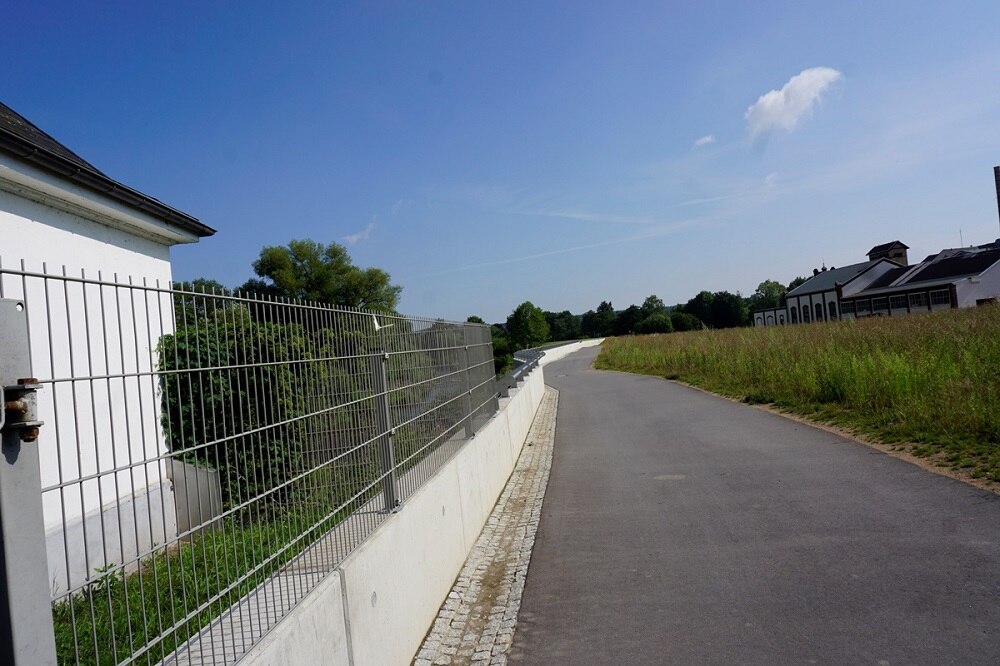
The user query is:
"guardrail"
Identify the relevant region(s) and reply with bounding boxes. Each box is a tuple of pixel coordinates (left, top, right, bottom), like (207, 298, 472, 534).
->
(497, 348, 544, 398)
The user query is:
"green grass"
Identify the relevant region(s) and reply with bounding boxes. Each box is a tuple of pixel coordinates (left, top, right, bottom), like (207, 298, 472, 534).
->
(50, 411, 468, 665)
(596, 307, 1000, 483)
(52, 478, 371, 665)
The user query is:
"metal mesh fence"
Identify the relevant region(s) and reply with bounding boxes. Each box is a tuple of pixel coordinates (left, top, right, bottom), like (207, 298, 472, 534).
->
(0, 259, 497, 666)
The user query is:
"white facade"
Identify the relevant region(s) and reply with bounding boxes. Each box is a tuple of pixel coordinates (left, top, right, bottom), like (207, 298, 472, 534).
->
(0, 151, 204, 593)
(954, 260, 1000, 307)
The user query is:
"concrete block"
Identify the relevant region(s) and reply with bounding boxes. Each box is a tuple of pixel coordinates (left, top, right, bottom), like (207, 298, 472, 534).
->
(239, 570, 350, 666)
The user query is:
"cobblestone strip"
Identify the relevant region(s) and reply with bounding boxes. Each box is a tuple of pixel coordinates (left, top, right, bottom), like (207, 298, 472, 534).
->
(413, 387, 559, 666)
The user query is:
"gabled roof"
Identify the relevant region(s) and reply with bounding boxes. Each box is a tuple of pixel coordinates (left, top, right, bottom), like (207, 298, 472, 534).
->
(867, 240, 909, 256)
(0, 101, 214, 237)
(786, 260, 878, 297)
(904, 248, 1000, 285)
(861, 265, 909, 290)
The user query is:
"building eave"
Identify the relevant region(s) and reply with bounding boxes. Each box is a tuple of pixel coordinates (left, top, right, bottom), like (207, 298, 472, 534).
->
(0, 153, 204, 246)
(0, 129, 214, 239)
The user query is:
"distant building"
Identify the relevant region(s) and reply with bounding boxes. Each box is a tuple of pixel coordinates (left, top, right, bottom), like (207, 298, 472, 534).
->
(841, 241, 1000, 318)
(752, 238, 1000, 326)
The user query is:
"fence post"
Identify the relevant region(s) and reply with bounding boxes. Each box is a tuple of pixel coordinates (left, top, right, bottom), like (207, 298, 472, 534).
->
(371, 350, 399, 512)
(0, 298, 57, 665)
(462, 340, 474, 439)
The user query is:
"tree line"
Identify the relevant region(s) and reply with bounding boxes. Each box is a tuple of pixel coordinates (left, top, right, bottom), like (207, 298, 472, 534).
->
(476, 276, 807, 374)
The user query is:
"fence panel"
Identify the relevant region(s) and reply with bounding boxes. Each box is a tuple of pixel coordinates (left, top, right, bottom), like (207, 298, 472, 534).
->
(0, 260, 497, 666)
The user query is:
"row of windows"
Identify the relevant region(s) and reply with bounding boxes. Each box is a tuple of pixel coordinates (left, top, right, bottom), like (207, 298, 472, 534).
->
(783, 288, 954, 325)
(787, 300, 839, 323)
(843, 289, 952, 316)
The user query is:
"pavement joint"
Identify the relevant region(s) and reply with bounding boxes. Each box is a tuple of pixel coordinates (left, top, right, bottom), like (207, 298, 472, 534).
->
(412, 386, 558, 666)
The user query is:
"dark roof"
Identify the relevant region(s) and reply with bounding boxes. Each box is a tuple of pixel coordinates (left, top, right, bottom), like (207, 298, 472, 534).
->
(786, 260, 878, 297)
(867, 240, 909, 256)
(905, 248, 1000, 284)
(0, 101, 214, 237)
(862, 265, 909, 290)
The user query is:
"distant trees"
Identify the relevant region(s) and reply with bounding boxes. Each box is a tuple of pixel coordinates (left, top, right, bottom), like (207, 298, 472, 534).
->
(749, 279, 787, 310)
(787, 276, 808, 291)
(506, 301, 550, 350)
(544, 310, 582, 342)
(679, 290, 748, 329)
(636, 313, 673, 334)
(581, 301, 617, 337)
(240, 239, 402, 311)
(613, 305, 643, 336)
(669, 311, 702, 332)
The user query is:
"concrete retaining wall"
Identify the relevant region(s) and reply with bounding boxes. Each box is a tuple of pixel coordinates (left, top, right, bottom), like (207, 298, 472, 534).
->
(241, 365, 546, 666)
(539, 339, 603, 367)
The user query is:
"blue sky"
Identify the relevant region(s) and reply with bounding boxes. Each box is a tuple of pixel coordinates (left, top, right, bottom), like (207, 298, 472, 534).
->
(4, 1, 1000, 322)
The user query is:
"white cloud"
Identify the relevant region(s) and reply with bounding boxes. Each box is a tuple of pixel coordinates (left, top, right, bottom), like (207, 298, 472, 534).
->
(764, 172, 779, 187)
(745, 67, 843, 137)
(344, 219, 376, 245)
(693, 135, 716, 147)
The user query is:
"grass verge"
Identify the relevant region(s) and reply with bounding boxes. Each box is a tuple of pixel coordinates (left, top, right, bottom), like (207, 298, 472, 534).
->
(596, 307, 1000, 483)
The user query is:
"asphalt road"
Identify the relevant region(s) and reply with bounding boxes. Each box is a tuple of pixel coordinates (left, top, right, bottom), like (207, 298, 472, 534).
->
(509, 347, 1000, 665)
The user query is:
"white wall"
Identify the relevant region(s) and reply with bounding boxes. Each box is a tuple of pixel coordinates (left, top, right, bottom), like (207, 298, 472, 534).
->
(539, 339, 603, 365)
(241, 363, 548, 666)
(0, 164, 186, 594)
(956, 260, 1000, 307)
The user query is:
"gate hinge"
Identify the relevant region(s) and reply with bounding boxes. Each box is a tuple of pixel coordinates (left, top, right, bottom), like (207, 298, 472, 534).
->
(2, 378, 44, 442)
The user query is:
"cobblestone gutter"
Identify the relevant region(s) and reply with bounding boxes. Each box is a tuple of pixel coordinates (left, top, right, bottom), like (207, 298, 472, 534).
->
(413, 387, 558, 666)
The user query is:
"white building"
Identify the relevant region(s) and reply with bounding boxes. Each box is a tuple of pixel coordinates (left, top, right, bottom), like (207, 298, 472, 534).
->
(753, 239, 1000, 326)
(0, 101, 214, 592)
(840, 242, 1000, 318)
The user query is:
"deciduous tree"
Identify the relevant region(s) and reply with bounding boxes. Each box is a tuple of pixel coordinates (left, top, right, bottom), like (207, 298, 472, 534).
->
(241, 239, 401, 311)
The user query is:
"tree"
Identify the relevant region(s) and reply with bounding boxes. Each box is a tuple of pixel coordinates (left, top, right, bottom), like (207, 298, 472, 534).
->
(682, 291, 714, 326)
(490, 324, 513, 375)
(506, 301, 550, 350)
(544, 310, 582, 341)
(466, 315, 486, 324)
(670, 311, 702, 331)
(639, 295, 666, 319)
(749, 280, 787, 310)
(636, 313, 673, 334)
(787, 275, 809, 291)
(581, 301, 617, 337)
(241, 239, 402, 311)
(613, 305, 643, 336)
(708, 291, 749, 328)
(682, 290, 748, 328)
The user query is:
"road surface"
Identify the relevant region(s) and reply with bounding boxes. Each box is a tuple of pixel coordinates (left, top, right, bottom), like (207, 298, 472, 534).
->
(509, 347, 1000, 665)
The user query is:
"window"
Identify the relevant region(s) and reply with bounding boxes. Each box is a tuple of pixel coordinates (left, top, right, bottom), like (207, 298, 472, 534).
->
(790, 308, 798, 324)
(841, 301, 856, 316)
(930, 289, 951, 307)
(828, 302, 838, 319)
(889, 295, 908, 310)
(815, 302, 824, 322)
(779, 313, 785, 324)
(856, 299, 871, 314)
(872, 297, 888, 312)
(801, 305, 811, 323)
(909, 292, 929, 310)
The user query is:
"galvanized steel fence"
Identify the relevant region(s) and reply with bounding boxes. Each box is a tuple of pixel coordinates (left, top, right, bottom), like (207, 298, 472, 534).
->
(0, 259, 498, 665)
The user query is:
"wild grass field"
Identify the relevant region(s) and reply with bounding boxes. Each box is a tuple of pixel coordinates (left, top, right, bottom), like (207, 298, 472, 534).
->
(596, 306, 1000, 483)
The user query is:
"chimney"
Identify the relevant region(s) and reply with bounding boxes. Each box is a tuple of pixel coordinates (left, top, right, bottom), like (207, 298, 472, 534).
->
(994, 166, 1000, 232)
(813, 268, 820, 276)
